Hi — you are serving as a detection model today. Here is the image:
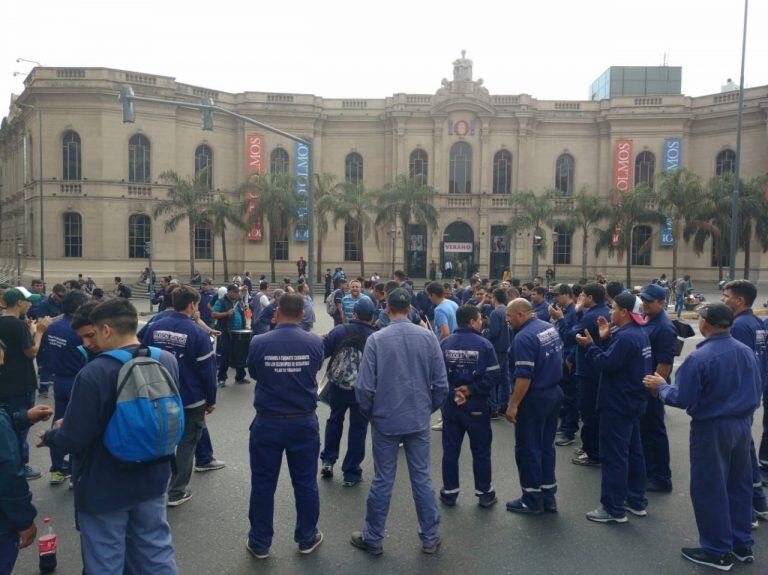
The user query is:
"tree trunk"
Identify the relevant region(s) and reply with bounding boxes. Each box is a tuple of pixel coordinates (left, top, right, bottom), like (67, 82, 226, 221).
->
(581, 224, 589, 282)
(212, 234, 216, 282)
(744, 234, 751, 280)
(188, 224, 196, 281)
(671, 242, 678, 286)
(626, 253, 631, 287)
(717, 239, 724, 282)
(402, 217, 410, 277)
(316, 236, 324, 283)
(221, 228, 229, 283)
(358, 221, 366, 278)
(269, 222, 276, 283)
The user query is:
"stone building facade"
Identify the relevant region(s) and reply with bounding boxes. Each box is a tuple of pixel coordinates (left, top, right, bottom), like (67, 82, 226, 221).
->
(1, 55, 767, 286)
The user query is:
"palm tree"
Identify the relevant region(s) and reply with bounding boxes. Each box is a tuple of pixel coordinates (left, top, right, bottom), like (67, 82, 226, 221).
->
(313, 172, 337, 283)
(240, 173, 298, 282)
(375, 174, 438, 275)
(683, 175, 732, 282)
(203, 193, 244, 282)
(736, 175, 768, 279)
(507, 190, 557, 279)
(154, 170, 212, 279)
(658, 167, 704, 281)
(594, 185, 665, 286)
(331, 181, 375, 277)
(558, 187, 611, 282)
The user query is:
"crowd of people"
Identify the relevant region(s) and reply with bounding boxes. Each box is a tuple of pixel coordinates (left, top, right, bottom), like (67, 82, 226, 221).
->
(0, 267, 766, 573)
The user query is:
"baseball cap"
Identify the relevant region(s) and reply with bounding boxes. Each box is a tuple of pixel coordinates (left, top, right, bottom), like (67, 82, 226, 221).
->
(202, 278, 212, 285)
(387, 287, 411, 307)
(699, 303, 733, 328)
(639, 283, 666, 302)
(4, 287, 41, 305)
(354, 298, 376, 320)
(614, 292, 646, 325)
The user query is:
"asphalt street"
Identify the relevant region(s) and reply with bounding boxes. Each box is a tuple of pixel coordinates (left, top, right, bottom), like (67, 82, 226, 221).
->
(14, 299, 768, 575)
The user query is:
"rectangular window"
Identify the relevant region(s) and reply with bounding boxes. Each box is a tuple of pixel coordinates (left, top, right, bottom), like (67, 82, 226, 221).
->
(273, 237, 289, 261)
(711, 240, 729, 268)
(64, 214, 82, 258)
(553, 229, 571, 265)
(194, 225, 212, 260)
(344, 222, 360, 261)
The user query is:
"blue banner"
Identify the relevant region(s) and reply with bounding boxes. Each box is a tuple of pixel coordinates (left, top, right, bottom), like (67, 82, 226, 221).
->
(294, 141, 309, 241)
(660, 138, 682, 246)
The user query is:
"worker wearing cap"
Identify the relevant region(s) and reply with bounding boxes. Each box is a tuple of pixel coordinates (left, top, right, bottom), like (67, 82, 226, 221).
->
(637, 283, 678, 493)
(720, 280, 768, 524)
(577, 292, 652, 523)
(548, 283, 579, 446)
(645, 303, 760, 570)
(319, 298, 377, 486)
(505, 298, 564, 515)
(439, 305, 500, 508)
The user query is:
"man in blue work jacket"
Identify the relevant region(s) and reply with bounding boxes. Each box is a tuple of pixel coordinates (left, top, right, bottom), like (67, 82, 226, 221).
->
(320, 298, 377, 486)
(565, 282, 611, 466)
(721, 279, 768, 525)
(505, 298, 564, 514)
(530, 287, 550, 322)
(351, 288, 448, 556)
(548, 283, 579, 446)
(142, 286, 217, 507)
(577, 292, 651, 524)
(440, 305, 500, 508)
(245, 293, 325, 560)
(484, 287, 510, 419)
(638, 283, 678, 493)
(198, 279, 217, 327)
(645, 303, 761, 571)
(212, 284, 248, 386)
(37, 290, 89, 485)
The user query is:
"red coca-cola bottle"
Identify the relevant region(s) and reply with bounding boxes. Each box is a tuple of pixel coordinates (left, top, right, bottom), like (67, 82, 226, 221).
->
(38, 517, 57, 573)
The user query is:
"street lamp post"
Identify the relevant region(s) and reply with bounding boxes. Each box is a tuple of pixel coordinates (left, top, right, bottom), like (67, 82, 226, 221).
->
(16, 243, 23, 286)
(146, 241, 154, 313)
(552, 235, 558, 282)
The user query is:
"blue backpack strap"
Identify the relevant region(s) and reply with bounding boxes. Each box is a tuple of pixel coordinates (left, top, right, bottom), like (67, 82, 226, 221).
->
(147, 346, 162, 361)
(100, 349, 133, 364)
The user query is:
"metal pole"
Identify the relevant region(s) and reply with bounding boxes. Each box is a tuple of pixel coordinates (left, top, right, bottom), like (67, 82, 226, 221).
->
(38, 109, 44, 287)
(306, 139, 314, 296)
(728, 0, 749, 281)
(147, 241, 154, 313)
(16, 243, 22, 285)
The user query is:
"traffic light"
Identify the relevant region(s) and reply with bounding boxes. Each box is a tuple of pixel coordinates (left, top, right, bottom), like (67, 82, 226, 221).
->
(201, 98, 214, 131)
(119, 87, 135, 123)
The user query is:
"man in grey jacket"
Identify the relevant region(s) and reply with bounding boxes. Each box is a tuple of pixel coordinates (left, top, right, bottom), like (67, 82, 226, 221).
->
(350, 288, 449, 557)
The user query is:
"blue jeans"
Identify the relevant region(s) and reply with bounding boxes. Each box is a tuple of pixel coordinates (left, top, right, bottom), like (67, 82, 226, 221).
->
(362, 427, 440, 548)
(5, 391, 35, 465)
(248, 415, 320, 552)
(320, 385, 368, 482)
(488, 354, 510, 412)
(599, 411, 647, 518)
(194, 426, 214, 467)
(674, 295, 684, 317)
(77, 496, 178, 575)
(0, 537, 19, 575)
(50, 379, 74, 473)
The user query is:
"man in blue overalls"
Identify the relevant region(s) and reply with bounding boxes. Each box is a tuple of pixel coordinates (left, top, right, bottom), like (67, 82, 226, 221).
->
(37, 290, 89, 485)
(577, 292, 651, 524)
(638, 283, 677, 494)
(505, 298, 564, 514)
(548, 283, 579, 446)
(440, 305, 500, 508)
(645, 303, 761, 570)
(320, 298, 377, 486)
(245, 293, 325, 560)
(721, 280, 768, 525)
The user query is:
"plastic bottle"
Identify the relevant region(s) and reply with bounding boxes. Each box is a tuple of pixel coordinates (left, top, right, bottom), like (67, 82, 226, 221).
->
(38, 517, 57, 574)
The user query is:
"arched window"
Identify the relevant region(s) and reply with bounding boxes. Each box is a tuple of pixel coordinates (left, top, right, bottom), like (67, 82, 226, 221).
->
(716, 149, 736, 176)
(63, 212, 82, 258)
(194, 222, 212, 260)
(270, 148, 290, 175)
(345, 152, 364, 184)
(630, 225, 652, 266)
(634, 151, 656, 189)
(344, 219, 360, 261)
(195, 144, 213, 189)
(409, 149, 428, 184)
(555, 154, 574, 196)
(553, 223, 571, 265)
(128, 214, 151, 259)
(449, 142, 472, 194)
(493, 150, 512, 194)
(128, 134, 151, 183)
(62, 131, 81, 181)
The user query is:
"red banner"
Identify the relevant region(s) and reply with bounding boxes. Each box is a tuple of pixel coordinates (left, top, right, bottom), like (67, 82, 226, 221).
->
(245, 134, 264, 241)
(613, 139, 633, 203)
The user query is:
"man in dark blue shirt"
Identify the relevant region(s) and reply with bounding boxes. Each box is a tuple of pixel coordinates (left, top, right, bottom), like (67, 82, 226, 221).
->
(440, 305, 500, 508)
(38, 284, 66, 319)
(484, 288, 510, 418)
(548, 283, 579, 445)
(331, 278, 348, 326)
(212, 284, 248, 386)
(577, 292, 651, 524)
(38, 299, 180, 574)
(565, 282, 611, 466)
(638, 283, 678, 493)
(320, 299, 377, 486)
(37, 290, 88, 485)
(530, 287, 550, 322)
(245, 293, 325, 559)
(143, 286, 218, 507)
(198, 280, 217, 327)
(505, 298, 564, 514)
(645, 303, 760, 570)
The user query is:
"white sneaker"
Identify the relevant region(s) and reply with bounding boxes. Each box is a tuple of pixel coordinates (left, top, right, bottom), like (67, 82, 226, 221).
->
(431, 420, 443, 431)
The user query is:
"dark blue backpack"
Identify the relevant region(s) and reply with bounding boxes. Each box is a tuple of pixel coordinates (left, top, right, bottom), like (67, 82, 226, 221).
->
(101, 347, 184, 464)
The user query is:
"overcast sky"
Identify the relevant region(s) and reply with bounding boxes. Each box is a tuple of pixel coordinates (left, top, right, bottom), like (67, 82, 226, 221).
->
(2, 0, 766, 111)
